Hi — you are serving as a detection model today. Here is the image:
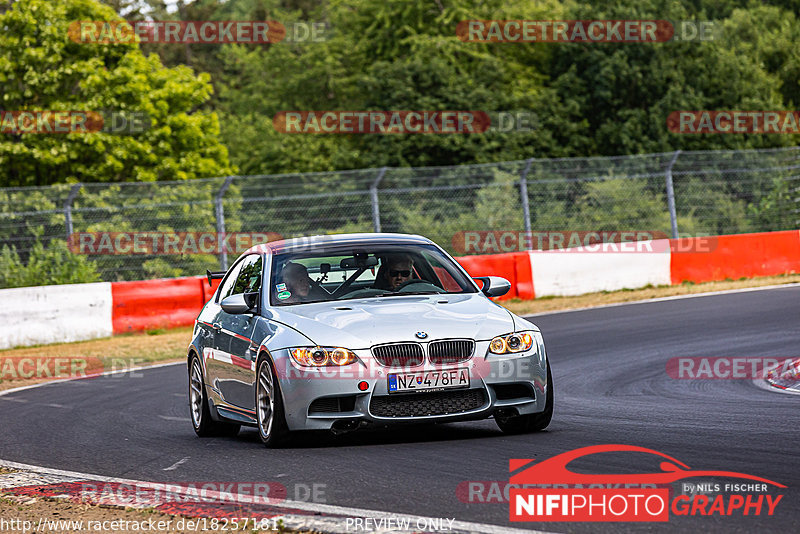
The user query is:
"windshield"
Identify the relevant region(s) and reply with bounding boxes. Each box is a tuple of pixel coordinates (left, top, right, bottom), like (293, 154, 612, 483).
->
(269, 243, 477, 306)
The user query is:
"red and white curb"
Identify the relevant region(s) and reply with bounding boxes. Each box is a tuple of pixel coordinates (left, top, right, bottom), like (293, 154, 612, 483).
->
(754, 356, 800, 396)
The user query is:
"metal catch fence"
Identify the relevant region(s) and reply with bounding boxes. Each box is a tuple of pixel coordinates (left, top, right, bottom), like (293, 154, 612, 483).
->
(1, 146, 798, 283)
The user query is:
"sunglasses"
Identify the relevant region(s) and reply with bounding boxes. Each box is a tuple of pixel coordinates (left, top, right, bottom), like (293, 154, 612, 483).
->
(389, 269, 412, 278)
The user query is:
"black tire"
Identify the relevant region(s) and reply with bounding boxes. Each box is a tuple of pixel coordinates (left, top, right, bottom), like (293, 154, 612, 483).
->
(255, 355, 290, 447)
(496, 362, 554, 434)
(189, 355, 240, 437)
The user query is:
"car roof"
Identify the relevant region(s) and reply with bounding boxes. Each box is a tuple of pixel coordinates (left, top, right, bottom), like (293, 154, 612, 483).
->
(243, 233, 434, 256)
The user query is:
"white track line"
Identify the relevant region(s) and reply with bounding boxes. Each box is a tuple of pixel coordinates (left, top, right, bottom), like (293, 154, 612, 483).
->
(522, 282, 800, 317)
(162, 457, 190, 471)
(0, 458, 557, 534)
(158, 415, 191, 422)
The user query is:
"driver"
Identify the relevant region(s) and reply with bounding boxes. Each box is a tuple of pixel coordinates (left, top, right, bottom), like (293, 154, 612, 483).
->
(280, 262, 313, 303)
(381, 254, 414, 291)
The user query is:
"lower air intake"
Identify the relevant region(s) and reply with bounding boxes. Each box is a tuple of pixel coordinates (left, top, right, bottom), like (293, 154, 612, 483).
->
(369, 388, 488, 418)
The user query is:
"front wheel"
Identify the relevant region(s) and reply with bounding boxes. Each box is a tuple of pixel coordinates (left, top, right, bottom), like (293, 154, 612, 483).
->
(256, 356, 290, 447)
(189, 356, 240, 437)
(496, 362, 554, 434)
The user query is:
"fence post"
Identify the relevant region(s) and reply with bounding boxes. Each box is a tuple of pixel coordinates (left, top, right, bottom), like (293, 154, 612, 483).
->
(215, 176, 234, 270)
(519, 158, 534, 249)
(64, 184, 81, 242)
(665, 150, 681, 239)
(371, 167, 387, 233)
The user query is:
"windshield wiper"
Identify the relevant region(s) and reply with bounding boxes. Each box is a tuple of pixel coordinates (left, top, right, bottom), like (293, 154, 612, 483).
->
(277, 298, 330, 306)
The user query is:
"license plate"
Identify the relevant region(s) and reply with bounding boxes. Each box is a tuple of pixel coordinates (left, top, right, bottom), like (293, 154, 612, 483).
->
(387, 368, 469, 393)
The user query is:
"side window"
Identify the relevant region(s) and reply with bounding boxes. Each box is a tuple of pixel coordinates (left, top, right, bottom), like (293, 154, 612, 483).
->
(216, 262, 244, 303)
(231, 255, 263, 296)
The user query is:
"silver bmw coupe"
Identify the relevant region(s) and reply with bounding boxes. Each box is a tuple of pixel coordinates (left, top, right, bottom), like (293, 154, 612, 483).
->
(188, 233, 553, 446)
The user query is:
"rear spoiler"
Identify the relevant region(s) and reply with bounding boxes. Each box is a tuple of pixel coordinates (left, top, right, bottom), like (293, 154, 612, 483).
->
(206, 269, 226, 287)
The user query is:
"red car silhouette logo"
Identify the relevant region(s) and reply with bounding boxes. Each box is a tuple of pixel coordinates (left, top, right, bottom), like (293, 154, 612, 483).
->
(510, 444, 785, 487)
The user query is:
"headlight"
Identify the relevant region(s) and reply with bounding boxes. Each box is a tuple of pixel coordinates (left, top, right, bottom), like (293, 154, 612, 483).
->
(289, 347, 357, 367)
(489, 332, 534, 354)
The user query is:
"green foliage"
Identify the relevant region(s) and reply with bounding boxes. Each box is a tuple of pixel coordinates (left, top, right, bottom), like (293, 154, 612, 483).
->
(748, 176, 794, 231)
(544, 0, 799, 155)
(0, 240, 101, 288)
(90, 0, 800, 174)
(1, 0, 798, 282)
(82, 0, 800, 172)
(184, 0, 800, 173)
(565, 179, 673, 232)
(388, 170, 527, 250)
(209, 0, 588, 175)
(0, 0, 233, 186)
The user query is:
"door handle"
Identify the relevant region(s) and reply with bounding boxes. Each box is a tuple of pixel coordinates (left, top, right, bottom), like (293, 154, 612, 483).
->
(212, 322, 222, 332)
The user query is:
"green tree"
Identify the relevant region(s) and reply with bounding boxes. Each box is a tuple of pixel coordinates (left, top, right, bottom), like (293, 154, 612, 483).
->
(0, 0, 233, 186)
(0, 240, 101, 288)
(546, 0, 800, 155)
(213, 0, 590, 175)
(209, 0, 800, 175)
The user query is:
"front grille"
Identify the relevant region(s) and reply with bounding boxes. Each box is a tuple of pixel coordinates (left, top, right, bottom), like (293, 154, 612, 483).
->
(369, 388, 488, 418)
(428, 339, 475, 364)
(308, 396, 357, 414)
(372, 343, 424, 367)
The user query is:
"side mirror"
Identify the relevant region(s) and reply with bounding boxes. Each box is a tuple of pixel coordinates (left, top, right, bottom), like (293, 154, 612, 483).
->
(221, 292, 258, 314)
(474, 276, 511, 297)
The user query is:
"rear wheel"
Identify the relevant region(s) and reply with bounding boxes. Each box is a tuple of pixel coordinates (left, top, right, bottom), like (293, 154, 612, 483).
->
(189, 356, 240, 437)
(256, 356, 290, 447)
(496, 362, 553, 434)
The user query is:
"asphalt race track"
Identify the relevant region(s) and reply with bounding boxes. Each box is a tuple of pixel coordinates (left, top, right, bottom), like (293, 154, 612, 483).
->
(1, 286, 798, 533)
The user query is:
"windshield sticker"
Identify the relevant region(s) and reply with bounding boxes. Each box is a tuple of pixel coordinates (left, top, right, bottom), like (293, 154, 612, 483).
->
(276, 283, 287, 292)
(277, 290, 291, 300)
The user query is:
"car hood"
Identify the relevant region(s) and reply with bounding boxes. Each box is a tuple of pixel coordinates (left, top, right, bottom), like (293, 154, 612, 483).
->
(266, 294, 515, 349)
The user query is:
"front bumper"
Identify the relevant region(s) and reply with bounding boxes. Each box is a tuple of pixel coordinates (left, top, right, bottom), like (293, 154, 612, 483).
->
(274, 339, 549, 431)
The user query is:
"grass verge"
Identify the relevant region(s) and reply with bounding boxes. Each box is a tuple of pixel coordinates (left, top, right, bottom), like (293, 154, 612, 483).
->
(501, 273, 800, 316)
(0, 327, 192, 392)
(0, 496, 291, 533)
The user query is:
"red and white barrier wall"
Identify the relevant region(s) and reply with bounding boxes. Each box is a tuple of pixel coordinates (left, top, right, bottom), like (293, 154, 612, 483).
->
(670, 230, 800, 285)
(110, 276, 220, 333)
(0, 282, 114, 349)
(1, 230, 798, 349)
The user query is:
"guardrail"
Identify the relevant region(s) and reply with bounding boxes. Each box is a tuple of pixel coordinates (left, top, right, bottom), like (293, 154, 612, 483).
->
(2, 230, 798, 349)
